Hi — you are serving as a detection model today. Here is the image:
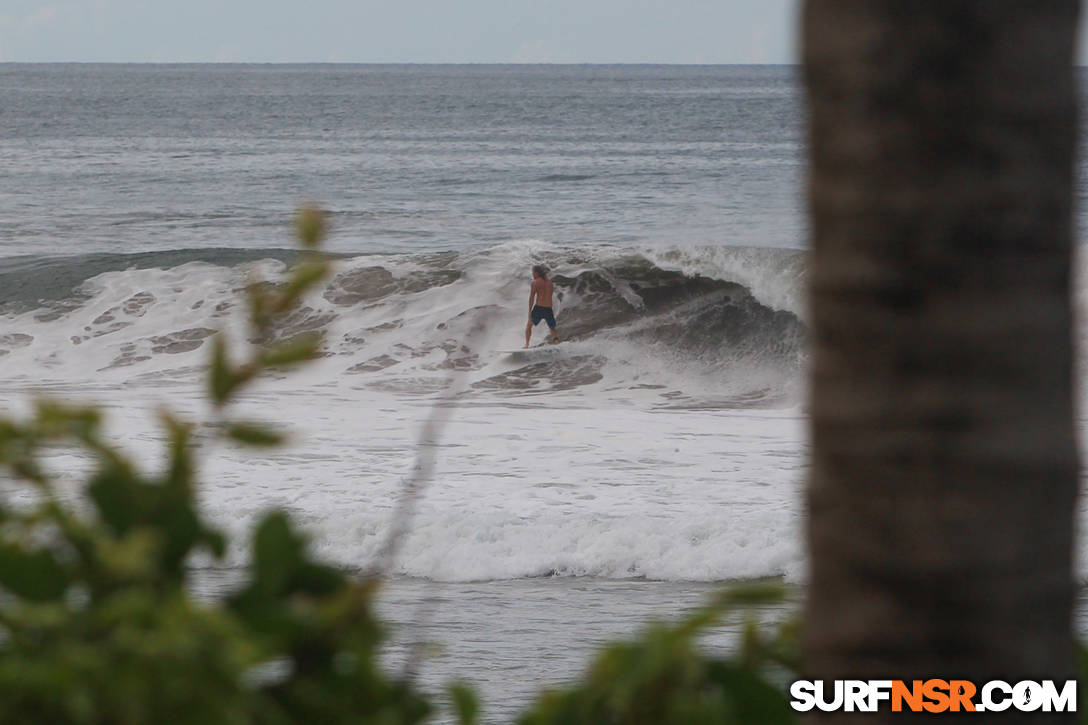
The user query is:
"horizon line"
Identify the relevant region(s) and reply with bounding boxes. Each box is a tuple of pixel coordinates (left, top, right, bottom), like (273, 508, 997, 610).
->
(1, 60, 801, 67)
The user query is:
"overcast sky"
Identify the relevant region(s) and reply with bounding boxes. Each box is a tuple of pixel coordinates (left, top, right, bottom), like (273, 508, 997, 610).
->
(0, 1, 1085, 65)
(0, 0, 797, 63)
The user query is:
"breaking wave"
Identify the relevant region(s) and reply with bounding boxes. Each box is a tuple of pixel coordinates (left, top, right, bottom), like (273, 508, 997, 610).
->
(0, 242, 808, 409)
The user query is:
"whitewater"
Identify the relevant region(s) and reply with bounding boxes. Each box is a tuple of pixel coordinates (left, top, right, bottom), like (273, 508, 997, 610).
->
(0, 241, 808, 582)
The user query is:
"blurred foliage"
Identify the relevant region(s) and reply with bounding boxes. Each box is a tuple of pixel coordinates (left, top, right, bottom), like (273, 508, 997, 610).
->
(0, 205, 797, 724)
(518, 585, 798, 725)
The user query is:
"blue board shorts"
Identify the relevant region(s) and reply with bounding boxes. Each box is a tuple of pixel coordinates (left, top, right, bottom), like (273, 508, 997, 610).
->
(531, 305, 557, 328)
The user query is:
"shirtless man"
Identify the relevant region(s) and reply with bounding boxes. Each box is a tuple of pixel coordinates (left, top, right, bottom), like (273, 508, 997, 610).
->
(525, 265, 560, 348)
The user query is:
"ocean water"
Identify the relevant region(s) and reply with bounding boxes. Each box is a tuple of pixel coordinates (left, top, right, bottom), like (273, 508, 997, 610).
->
(1, 64, 803, 255)
(1, 64, 1085, 721)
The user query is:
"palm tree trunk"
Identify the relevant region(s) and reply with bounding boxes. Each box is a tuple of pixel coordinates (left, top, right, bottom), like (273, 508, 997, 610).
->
(803, 0, 1081, 717)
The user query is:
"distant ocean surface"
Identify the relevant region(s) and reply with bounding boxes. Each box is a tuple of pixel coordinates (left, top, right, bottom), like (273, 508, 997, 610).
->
(0, 64, 1084, 722)
(1, 64, 804, 254)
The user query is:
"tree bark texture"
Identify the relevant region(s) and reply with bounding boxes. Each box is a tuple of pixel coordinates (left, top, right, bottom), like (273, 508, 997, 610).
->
(804, 0, 1080, 719)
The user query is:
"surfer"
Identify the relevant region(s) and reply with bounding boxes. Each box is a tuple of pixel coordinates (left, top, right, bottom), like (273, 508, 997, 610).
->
(525, 265, 560, 348)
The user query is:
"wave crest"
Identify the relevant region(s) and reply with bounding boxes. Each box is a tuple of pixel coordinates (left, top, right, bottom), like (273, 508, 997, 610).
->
(0, 243, 808, 408)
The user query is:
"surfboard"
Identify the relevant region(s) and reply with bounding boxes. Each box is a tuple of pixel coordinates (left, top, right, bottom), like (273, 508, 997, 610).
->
(495, 345, 561, 356)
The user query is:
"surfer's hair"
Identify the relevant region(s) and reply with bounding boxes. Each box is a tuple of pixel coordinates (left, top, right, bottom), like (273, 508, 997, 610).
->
(532, 265, 548, 279)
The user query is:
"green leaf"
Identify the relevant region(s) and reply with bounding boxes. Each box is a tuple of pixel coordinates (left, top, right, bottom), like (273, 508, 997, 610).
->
(94, 530, 159, 581)
(202, 528, 227, 559)
(158, 504, 203, 577)
(209, 334, 233, 406)
(276, 260, 330, 309)
(246, 280, 273, 330)
(88, 465, 143, 535)
(34, 401, 101, 440)
(10, 456, 47, 484)
(705, 661, 796, 724)
(260, 332, 324, 368)
(208, 335, 256, 406)
(226, 422, 286, 447)
(253, 512, 304, 594)
(292, 562, 345, 597)
(0, 543, 69, 601)
(295, 205, 327, 249)
(160, 412, 194, 490)
(449, 682, 479, 725)
(715, 582, 785, 608)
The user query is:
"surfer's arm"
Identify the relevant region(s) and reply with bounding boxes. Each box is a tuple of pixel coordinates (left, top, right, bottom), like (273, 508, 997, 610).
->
(528, 284, 537, 315)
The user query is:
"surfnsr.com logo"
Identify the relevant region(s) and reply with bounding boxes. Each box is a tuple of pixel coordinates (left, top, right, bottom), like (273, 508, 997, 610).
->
(789, 680, 1077, 713)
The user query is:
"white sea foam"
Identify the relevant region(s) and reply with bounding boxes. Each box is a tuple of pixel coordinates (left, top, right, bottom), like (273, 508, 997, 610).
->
(76, 384, 809, 584)
(0, 242, 807, 408)
(9, 242, 1086, 585)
